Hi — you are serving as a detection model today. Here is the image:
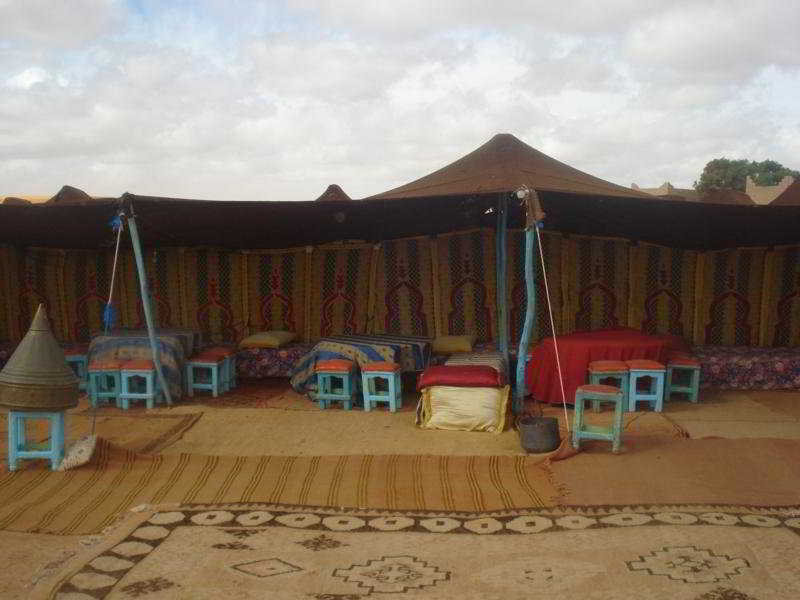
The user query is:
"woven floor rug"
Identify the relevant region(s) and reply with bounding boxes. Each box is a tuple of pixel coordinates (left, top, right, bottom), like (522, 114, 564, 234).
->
(35, 503, 800, 600)
(0, 439, 557, 536)
(0, 411, 201, 460)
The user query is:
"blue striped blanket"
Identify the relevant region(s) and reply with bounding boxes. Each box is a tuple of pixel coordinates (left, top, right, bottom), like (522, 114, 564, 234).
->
(290, 334, 431, 394)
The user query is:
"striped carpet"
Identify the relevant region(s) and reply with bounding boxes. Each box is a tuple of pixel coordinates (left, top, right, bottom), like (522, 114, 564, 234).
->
(0, 438, 557, 535)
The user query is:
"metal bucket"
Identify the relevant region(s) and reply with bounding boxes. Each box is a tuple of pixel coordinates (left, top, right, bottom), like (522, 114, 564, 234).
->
(517, 415, 561, 454)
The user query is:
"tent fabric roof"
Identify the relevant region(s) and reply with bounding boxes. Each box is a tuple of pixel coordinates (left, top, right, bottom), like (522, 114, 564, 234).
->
(699, 189, 755, 205)
(315, 184, 352, 202)
(771, 179, 800, 205)
(367, 133, 650, 201)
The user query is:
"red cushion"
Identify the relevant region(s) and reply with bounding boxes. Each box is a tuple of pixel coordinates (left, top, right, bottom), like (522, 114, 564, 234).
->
(625, 359, 665, 371)
(577, 384, 623, 396)
(64, 345, 89, 356)
(362, 361, 401, 372)
(417, 365, 505, 391)
(315, 359, 356, 373)
(666, 350, 692, 360)
(122, 359, 155, 371)
(89, 359, 125, 370)
(668, 357, 700, 367)
(588, 360, 629, 373)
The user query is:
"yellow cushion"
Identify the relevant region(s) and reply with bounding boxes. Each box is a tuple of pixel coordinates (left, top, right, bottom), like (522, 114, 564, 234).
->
(432, 335, 475, 354)
(239, 330, 297, 349)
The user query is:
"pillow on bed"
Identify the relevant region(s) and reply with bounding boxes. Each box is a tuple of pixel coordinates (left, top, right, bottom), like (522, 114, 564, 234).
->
(432, 335, 475, 354)
(417, 365, 506, 391)
(239, 330, 297, 349)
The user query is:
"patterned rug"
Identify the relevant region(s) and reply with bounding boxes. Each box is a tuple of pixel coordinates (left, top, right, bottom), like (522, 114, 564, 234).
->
(0, 438, 557, 536)
(36, 503, 800, 599)
(0, 411, 201, 460)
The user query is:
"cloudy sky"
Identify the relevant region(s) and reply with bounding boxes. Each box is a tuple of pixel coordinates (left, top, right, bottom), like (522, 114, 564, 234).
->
(2, 0, 799, 201)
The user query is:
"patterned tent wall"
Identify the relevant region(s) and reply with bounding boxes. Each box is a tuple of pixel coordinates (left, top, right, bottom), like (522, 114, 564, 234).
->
(0, 245, 21, 342)
(62, 250, 118, 341)
(695, 248, 766, 346)
(112, 248, 188, 332)
(628, 244, 699, 339)
(434, 229, 497, 341)
(506, 230, 565, 345)
(307, 244, 374, 340)
(759, 246, 800, 347)
(13, 248, 69, 341)
(180, 249, 248, 344)
(243, 249, 308, 338)
(561, 236, 630, 334)
(372, 236, 436, 337)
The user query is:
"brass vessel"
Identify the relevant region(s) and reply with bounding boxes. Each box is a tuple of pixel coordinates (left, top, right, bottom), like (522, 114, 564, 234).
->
(0, 305, 79, 411)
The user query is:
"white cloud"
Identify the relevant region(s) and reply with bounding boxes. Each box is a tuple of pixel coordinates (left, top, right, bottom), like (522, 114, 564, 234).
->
(0, 0, 799, 200)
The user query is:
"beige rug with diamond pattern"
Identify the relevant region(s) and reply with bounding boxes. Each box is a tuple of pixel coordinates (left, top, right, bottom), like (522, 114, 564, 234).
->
(32, 503, 800, 600)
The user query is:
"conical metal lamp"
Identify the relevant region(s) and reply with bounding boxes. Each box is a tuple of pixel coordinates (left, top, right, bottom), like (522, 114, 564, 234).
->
(0, 305, 79, 411)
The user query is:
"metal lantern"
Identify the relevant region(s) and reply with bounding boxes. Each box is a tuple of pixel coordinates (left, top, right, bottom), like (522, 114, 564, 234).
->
(0, 305, 79, 411)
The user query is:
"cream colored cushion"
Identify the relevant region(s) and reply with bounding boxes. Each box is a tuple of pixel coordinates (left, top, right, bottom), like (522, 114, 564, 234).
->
(432, 334, 476, 354)
(417, 385, 510, 433)
(239, 330, 297, 349)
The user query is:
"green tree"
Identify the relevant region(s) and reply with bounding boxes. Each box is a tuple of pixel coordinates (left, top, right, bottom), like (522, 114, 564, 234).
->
(694, 158, 799, 193)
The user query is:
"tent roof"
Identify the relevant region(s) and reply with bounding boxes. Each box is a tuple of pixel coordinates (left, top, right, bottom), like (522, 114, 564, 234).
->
(367, 133, 650, 200)
(699, 189, 755, 205)
(315, 184, 352, 202)
(771, 179, 800, 205)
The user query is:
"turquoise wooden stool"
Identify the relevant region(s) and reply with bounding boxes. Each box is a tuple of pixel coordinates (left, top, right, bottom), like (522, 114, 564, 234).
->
(625, 359, 666, 412)
(572, 384, 624, 453)
(88, 359, 124, 408)
(314, 359, 357, 410)
(119, 359, 162, 410)
(64, 346, 89, 392)
(186, 352, 225, 397)
(666, 356, 701, 403)
(203, 347, 237, 392)
(587, 360, 629, 413)
(7, 410, 66, 471)
(361, 361, 402, 412)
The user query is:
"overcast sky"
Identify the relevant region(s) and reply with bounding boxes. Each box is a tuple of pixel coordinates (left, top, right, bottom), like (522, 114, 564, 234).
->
(2, 0, 799, 201)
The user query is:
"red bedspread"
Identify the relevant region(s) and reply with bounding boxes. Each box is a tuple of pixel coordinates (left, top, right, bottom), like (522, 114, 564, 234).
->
(526, 328, 689, 404)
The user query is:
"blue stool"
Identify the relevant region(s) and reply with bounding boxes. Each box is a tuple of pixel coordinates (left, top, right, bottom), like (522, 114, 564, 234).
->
(203, 347, 237, 392)
(65, 347, 89, 392)
(666, 357, 701, 403)
(7, 410, 66, 471)
(626, 359, 666, 412)
(88, 360, 124, 408)
(314, 359, 357, 410)
(572, 384, 624, 453)
(361, 361, 402, 412)
(186, 353, 225, 397)
(119, 359, 162, 410)
(588, 360, 629, 413)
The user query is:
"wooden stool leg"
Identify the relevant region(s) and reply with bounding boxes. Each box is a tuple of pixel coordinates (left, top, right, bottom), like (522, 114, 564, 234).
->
(8, 412, 19, 471)
(50, 412, 65, 470)
(611, 397, 624, 454)
(572, 394, 584, 450)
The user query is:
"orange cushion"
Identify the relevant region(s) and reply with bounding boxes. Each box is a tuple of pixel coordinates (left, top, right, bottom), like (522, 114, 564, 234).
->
(203, 346, 235, 356)
(588, 360, 629, 373)
(122, 359, 155, 371)
(666, 350, 692, 360)
(191, 353, 225, 363)
(668, 357, 700, 367)
(362, 361, 401, 372)
(89, 360, 125, 370)
(315, 359, 356, 373)
(625, 359, 665, 371)
(577, 384, 622, 396)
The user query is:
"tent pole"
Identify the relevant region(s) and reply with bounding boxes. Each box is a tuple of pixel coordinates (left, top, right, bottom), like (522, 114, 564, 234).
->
(514, 187, 545, 415)
(495, 194, 509, 369)
(513, 226, 536, 414)
(124, 207, 173, 406)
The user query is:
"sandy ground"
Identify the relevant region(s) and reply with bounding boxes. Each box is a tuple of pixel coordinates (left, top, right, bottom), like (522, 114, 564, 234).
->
(1, 387, 798, 598)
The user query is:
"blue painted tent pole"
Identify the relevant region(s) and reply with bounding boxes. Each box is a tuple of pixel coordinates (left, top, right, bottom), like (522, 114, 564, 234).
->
(513, 187, 545, 415)
(495, 194, 509, 368)
(124, 203, 173, 406)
